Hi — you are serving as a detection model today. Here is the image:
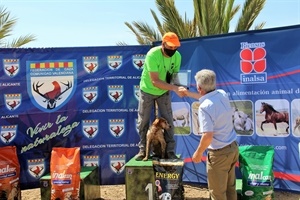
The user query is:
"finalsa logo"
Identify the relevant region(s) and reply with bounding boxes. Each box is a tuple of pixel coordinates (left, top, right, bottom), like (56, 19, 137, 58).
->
(240, 42, 267, 84)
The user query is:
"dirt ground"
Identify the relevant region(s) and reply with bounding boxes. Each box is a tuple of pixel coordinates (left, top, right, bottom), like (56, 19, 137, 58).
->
(21, 183, 300, 200)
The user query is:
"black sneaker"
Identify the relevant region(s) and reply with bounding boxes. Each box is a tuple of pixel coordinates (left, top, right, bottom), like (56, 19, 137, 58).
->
(167, 152, 178, 159)
(134, 150, 145, 161)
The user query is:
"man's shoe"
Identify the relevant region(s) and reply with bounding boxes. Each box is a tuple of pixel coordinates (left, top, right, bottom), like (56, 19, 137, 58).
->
(134, 150, 145, 161)
(167, 152, 178, 159)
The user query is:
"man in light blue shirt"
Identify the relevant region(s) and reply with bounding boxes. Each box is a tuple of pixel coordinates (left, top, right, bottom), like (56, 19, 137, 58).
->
(198, 89, 237, 150)
(182, 69, 239, 200)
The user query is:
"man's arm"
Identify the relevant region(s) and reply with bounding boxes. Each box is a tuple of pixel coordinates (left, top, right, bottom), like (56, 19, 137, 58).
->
(149, 71, 186, 97)
(180, 89, 201, 100)
(192, 131, 213, 163)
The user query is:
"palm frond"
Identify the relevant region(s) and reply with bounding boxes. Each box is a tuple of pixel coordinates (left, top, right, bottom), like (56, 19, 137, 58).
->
(0, 6, 36, 47)
(155, 0, 196, 39)
(132, 21, 160, 42)
(150, 9, 164, 36)
(235, 0, 266, 31)
(124, 22, 150, 45)
(0, 6, 17, 39)
(222, 0, 236, 33)
(254, 22, 266, 30)
(4, 34, 36, 48)
(124, 0, 266, 44)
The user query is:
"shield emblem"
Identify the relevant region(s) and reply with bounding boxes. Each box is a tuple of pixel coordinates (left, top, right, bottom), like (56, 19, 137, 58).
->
(83, 86, 98, 104)
(27, 60, 77, 112)
(82, 119, 99, 139)
(83, 56, 98, 74)
(5, 93, 21, 111)
(110, 154, 125, 174)
(3, 59, 20, 77)
(133, 85, 140, 101)
(83, 155, 99, 167)
(27, 158, 45, 179)
(132, 54, 145, 70)
(0, 125, 17, 144)
(107, 55, 122, 70)
(108, 85, 123, 102)
(109, 119, 125, 138)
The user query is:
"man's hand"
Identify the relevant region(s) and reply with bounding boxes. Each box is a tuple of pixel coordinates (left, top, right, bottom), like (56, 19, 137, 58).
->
(178, 87, 202, 100)
(175, 86, 188, 97)
(192, 150, 202, 163)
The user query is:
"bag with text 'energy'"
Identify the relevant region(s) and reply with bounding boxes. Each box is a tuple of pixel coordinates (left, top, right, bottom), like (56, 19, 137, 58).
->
(153, 159, 184, 200)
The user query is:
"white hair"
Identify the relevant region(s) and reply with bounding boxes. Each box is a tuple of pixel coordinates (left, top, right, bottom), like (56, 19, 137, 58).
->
(194, 69, 216, 92)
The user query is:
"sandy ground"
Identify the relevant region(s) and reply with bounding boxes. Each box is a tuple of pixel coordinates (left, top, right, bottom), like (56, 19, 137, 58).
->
(21, 183, 300, 200)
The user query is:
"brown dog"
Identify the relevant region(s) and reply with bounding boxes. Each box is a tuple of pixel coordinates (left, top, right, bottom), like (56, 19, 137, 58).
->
(143, 117, 171, 161)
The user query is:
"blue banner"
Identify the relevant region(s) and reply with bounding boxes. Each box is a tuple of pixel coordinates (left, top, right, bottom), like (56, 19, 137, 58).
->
(0, 46, 149, 188)
(173, 25, 300, 192)
(0, 25, 299, 192)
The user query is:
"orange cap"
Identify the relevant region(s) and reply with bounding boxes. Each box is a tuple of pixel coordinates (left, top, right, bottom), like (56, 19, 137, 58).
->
(162, 32, 180, 47)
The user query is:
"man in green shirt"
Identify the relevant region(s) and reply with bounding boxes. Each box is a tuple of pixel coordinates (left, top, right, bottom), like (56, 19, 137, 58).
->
(135, 32, 186, 161)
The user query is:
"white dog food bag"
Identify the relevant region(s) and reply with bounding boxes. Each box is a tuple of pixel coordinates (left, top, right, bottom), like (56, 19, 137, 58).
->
(239, 145, 275, 200)
(0, 146, 21, 200)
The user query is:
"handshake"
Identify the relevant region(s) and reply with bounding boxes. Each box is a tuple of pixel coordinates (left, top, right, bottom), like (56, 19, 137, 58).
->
(175, 86, 189, 98)
(174, 86, 201, 100)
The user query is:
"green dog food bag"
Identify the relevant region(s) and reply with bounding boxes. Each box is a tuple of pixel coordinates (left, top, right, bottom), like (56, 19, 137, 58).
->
(239, 145, 275, 200)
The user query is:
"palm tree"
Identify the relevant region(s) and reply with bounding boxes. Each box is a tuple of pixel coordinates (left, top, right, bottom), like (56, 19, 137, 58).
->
(0, 6, 36, 47)
(123, 0, 266, 45)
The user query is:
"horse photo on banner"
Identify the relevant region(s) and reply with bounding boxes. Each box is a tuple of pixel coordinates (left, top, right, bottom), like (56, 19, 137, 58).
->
(256, 100, 289, 136)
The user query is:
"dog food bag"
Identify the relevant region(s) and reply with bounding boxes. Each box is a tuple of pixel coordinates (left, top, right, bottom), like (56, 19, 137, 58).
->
(153, 159, 184, 200)
(50, 147, 81, 200)
(0, 146, 21, 200)
(239, 145, 275, 200)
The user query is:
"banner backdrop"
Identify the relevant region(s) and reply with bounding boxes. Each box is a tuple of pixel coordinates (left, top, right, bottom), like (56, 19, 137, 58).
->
(0, 25, 299, 192)
(171, 25, 300, 192)
(0, 46, 150, 189)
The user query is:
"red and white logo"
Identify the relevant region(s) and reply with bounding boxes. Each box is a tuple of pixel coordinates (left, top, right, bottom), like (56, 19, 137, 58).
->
(240, 47, 266, 74)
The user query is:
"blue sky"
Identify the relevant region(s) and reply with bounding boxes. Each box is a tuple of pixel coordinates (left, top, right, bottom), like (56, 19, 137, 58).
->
(1, 0, 299, 48)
